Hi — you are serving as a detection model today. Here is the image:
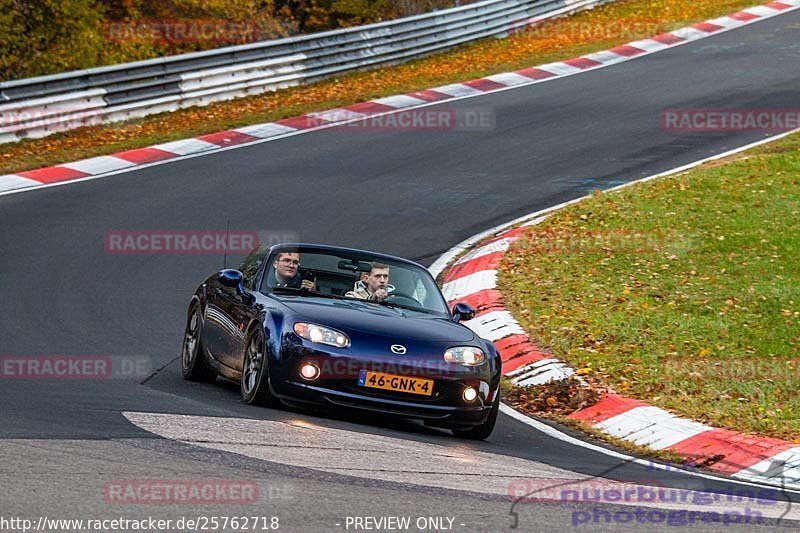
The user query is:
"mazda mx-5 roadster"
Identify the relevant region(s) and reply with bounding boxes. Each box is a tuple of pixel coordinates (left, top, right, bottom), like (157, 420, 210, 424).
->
(181, 243, 501, 439)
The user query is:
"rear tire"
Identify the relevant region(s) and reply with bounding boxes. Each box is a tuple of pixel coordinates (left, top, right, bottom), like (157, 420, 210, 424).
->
(181, 303, 217, 382)
(452, 391, 499, 440)
(241, 327, 279, 407)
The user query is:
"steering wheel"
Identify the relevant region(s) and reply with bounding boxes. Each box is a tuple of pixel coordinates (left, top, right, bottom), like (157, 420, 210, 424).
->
(384, 290, 421, 307)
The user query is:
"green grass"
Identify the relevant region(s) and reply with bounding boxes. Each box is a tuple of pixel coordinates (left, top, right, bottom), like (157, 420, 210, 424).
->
(499, 133, 800, 440)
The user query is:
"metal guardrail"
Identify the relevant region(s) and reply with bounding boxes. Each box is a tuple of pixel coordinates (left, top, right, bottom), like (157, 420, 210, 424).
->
(0, 0, 612, 144)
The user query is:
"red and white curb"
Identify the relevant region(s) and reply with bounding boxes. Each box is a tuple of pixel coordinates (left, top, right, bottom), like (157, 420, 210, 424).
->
(2, 0, 799, 195)
(430, 142, 800, 491)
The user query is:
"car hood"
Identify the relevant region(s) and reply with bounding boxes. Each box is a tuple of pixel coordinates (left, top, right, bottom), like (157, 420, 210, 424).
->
(272, 295, 476, 343)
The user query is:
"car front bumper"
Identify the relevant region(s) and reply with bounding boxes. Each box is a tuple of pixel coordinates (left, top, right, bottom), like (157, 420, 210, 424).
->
(269, 336, 500, 429)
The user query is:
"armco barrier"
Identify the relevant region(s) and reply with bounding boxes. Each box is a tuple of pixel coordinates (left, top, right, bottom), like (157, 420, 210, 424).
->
(0, 0, 612, 144)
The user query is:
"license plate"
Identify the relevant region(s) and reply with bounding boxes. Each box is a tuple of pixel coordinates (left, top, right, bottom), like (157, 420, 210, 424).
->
(358, 370, 433, 396)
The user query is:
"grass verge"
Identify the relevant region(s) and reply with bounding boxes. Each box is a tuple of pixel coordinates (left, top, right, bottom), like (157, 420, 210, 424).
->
(499, 132, 800, 441)
(0, 0, 761, 175)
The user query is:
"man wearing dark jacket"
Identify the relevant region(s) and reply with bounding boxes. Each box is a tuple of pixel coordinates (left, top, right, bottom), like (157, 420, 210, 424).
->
(268, 252, 316, 290)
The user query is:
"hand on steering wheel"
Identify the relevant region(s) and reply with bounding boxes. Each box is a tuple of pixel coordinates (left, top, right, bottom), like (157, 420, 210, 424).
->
(384, 290, 421, 307)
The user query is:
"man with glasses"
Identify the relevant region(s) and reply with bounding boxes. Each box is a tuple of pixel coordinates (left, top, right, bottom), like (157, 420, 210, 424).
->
(269, 252, 316, 290)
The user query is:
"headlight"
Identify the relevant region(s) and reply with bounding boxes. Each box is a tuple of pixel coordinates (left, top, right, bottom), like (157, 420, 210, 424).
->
(444, 346, 485, 366)
(294, 322, 350, 348)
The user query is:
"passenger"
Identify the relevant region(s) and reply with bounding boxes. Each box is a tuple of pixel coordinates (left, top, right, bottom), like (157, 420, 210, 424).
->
(345, 262, 390, 302)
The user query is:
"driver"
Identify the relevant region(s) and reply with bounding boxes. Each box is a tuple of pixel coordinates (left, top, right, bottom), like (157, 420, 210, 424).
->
(345, 262, 389, 302)
(269, 252, 316, 290)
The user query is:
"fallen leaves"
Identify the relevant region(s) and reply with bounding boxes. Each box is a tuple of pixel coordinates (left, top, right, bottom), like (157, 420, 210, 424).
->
(504, 376, 603, 417)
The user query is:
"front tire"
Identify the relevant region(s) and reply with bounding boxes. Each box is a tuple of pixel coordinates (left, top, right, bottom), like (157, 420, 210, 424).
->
(181, 303, 217, 382)
(241, 327, 279, 407)
(452, 391, 499, 440)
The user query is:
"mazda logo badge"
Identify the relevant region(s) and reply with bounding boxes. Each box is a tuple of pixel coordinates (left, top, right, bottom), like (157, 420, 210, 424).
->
(390, 344, 407, 355)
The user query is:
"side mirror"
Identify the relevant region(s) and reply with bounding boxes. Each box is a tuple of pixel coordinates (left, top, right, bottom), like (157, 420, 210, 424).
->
(218, 269, 244, 292)
(452, 302, 475, 323)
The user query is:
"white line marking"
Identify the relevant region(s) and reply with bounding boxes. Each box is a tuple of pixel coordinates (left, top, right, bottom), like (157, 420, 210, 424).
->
(372, 94, 427, 108)
(671, 27, 714, 40)
(234, 122, 297, 138)
(594, 406, 712, 450)
(706, 16, 746, 28)
(462, 310, 525, 341)
(61, 156, 135, 175)
(483, 72, 536, 86)
(431, 83, 483, 97)
(734, 447, 800, 485)
(626, 39, 670, 53)
(308, 108, 368, 123)
(744, 5, 782, 16)
(581, 50, 628, 66)
(455, 237, 514, 264)
(513, 361, 575, 386)
(151, 138, 218, 155)
(441, 270, 496, 300)
(505, 358, 555, 378)
(536, 62, 583, 76)
(0, 174, 42, 192)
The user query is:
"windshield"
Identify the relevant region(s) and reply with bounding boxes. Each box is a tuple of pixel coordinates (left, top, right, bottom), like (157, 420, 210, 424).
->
(259, 247, 449, 316)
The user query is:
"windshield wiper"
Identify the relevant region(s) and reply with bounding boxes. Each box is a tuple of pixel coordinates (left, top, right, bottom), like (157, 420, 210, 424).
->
(373, 298, 436, 315)
(378, 300, 438, 315)
(270, 286, 344, 300)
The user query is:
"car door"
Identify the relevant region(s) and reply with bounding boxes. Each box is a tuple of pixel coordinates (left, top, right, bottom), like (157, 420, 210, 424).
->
(201, 275, 242, 370)
(224, 245, 270, 371)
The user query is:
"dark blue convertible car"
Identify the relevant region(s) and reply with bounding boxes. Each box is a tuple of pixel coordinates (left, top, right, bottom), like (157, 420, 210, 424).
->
(181, 243, 501, 439)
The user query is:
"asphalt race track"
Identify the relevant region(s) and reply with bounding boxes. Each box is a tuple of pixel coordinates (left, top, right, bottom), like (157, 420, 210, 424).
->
(1, 10, 799, 532)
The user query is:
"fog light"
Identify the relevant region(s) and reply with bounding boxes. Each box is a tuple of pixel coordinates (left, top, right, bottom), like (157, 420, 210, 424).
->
(300, 362, 320, 381)
(462, 386, 478, 402)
